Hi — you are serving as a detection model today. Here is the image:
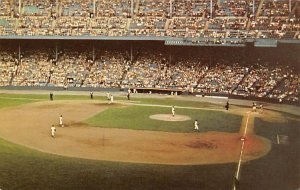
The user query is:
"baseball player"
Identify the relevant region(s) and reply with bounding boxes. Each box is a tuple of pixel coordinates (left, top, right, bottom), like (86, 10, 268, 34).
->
(252, 102, 256, 112)
(225, 101, 229, 110)
(110, 94, 114, 104)
(194, 120, 199, 130)
(171, 106, 175, 117)
(50, 92, 53, 101)
(51, 125, 56, 138)
(127, 92, 130, 100)
(59, 115, 63, 127)
(90, 91, 93, 99)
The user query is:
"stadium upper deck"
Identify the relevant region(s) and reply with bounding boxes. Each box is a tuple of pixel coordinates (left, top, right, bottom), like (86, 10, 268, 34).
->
(0, 0, 299, 42)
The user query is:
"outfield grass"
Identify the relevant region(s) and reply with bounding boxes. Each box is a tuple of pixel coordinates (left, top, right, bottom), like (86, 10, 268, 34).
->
(86, 106, 242, 133)
(0, 97, 37, 109)
(0, 93, 223, 108)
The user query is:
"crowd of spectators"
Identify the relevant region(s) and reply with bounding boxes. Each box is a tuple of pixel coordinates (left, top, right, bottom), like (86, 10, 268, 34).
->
(1, 46, 298, 102)
(0, 0, 299, 39)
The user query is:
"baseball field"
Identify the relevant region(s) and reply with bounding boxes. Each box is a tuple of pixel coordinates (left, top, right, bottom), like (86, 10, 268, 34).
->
(0, 91, 299, 190)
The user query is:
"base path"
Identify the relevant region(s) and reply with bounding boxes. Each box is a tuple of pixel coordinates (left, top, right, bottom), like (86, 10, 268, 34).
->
(0, 100, 271, 165)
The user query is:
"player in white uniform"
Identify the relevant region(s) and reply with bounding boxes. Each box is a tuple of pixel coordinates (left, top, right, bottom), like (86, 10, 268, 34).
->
(252, 102, 256, 112)
(59, 115, 63, 127)
(171, 106, 175, 117)
(194, 120, 199, 130)
(51, 125, 56, 138)
(110, 94, 114, 104)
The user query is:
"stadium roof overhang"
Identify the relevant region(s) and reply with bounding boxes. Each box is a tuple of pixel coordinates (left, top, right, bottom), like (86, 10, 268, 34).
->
(0, 35, 299, 47)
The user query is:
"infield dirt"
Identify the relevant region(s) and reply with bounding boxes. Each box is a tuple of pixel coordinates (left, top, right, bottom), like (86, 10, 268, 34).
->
(0, 100, 271, 165)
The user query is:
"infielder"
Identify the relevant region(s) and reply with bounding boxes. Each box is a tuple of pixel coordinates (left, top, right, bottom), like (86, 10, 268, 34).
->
(171, 106, 175, 117)
(194, 120, 199, 130)
(252, 102, 256, 112)
(59, 115, 63, 127)
(50, 92, 53, 101)
(51, 125, 56, 138)
(225, 101, 229, 110)
(110, 94, 114, 104)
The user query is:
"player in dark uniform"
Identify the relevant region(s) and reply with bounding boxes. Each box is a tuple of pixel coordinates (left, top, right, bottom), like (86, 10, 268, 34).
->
(50, 92, 53, 101)
(90, 91, 93, 99)
(225, 101, 229, 110)
(127, 92, 130, 100)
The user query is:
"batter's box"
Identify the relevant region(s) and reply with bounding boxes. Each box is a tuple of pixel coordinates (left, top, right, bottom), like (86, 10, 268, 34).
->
(277, 135, 289, 145)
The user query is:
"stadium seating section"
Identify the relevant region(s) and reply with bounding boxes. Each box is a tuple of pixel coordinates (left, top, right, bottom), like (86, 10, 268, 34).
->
(0, 0, 299, 39)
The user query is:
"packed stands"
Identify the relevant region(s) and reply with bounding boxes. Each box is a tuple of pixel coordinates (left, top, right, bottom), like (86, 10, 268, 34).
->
(0, 42, 299, 103)
(0, 0, 299, 39)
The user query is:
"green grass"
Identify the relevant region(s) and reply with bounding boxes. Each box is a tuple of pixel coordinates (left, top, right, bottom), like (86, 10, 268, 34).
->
(0, 97, 37, 109)
(0, 137, 236, 190)
(87, 106, 242, 133)
(0, 93, 223, 108)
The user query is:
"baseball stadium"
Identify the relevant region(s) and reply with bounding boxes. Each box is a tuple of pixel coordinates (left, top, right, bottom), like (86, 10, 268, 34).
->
(0, 0, 300, 190)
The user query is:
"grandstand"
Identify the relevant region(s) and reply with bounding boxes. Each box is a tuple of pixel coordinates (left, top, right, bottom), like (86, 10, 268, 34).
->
(0, 1, 300, 190)
(0, 40, 299, 103)
(0, 0, 299, 41)
(0, 0, 299, 104)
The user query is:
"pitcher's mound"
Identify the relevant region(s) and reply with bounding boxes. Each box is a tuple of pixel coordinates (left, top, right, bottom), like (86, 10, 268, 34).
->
(150, 114, 191, 121)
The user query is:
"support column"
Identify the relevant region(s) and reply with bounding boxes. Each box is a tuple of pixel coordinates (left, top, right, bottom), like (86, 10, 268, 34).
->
(19, 0, 22, 16)
(130, 43, 133, 62)
(18, 43, 21, 61)
(253, 0, 255, 15)
(92, 45, 95, 62)
(210, 0, 213, 18)
(170, 0, 172, 18)
(94, 0, 96, 16)
(131, 0, 134, 17)
(55, 43, 58, 61)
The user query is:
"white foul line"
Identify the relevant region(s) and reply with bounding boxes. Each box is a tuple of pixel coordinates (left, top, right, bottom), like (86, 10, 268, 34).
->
(233, 112, 250, 190)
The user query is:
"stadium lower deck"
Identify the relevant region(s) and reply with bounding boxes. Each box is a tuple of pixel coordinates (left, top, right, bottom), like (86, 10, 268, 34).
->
(0, 40, 299, 104)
